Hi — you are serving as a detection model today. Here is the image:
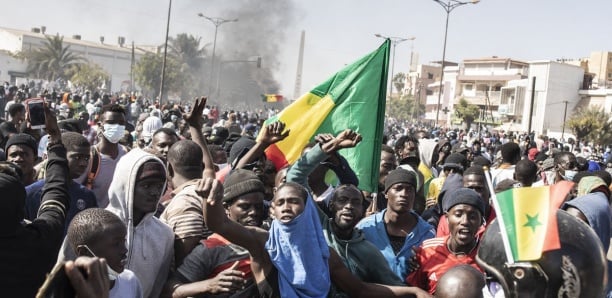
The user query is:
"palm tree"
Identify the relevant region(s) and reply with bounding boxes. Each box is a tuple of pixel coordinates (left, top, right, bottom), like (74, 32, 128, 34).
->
(25, 35, 84, 81)
(168, 33, 207, 72)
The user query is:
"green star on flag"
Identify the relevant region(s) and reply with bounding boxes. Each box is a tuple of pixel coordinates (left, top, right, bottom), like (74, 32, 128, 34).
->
(523, 213, 542, 233)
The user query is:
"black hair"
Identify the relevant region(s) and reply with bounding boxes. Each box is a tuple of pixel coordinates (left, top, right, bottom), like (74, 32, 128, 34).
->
(8, 104, 25, 118)
(67, 208, 125, 252)
(274, 181, 308, 203)
(153, 127, 179, 139)
(593, 170, 612, 187)
(61, 132, 90, 150)
(381, 144, 395, 155)
(515, 159, 538, 187)
(167, 140, 203, 178)
(576, 157, 589, 172)
(394, 135, 418, 153)
(464, 165, 485, 177)
(554, 151, 575, 166)
(500, 142, 521, 164)
(101, 104, 125, 116)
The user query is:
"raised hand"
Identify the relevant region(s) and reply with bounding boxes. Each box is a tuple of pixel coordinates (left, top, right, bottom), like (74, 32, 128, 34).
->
(334, 129, 362, 150)
(260, 121, 290, 145)
(65, 257, 110, 298)
(195, 177, 224, 206)
(44, 102, 61, 142)
(184, 96, 207, 128)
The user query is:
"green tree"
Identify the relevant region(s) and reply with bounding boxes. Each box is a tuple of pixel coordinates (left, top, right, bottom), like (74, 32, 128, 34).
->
(386, 94, 424, 122)
(392, 72, 406, 95)
(133, 52, 183, 99)
(169, 33, 206, 71)
(568, 106, 612, 144)
(66, 63, 110, 92)
(21, 35, 84, 80)
(454, 98, 480, 129)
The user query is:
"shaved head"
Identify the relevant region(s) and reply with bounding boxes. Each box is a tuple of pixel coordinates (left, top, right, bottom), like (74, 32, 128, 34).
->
(435, 265, 485, 298)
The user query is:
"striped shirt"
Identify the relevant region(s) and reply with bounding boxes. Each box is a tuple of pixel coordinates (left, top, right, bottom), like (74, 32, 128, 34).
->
(161, 180, 211, 240)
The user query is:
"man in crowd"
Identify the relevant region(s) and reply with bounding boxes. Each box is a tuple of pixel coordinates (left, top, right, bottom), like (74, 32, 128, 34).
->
(357, 168, 435, 280)
(25, 132, 97, 235)
(5, 133, 39, 185)
(80, 104, 128, 207)
(407, 188, 485, 294)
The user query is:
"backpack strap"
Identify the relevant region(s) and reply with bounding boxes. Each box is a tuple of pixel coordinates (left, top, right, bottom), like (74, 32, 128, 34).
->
(85, 146, 101, 189)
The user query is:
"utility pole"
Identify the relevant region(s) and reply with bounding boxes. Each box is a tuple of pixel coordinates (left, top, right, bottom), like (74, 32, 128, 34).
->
(159, 0, 172, 104)
(561, 100, 568, 141)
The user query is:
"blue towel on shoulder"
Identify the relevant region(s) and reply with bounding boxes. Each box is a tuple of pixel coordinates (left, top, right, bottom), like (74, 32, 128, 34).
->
(265, 193, 331, 297)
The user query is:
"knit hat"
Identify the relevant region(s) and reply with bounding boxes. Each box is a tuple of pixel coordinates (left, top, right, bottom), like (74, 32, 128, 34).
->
(223, 169, 264, 203)
(442, 188, 485, 216)
(228, 137, 256, 166)
(5, 133, 37, 156)
(384, 168, 417, 193)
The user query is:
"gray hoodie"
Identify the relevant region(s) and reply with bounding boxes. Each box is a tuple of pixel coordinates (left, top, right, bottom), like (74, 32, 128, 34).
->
(106, 149, 174, 298)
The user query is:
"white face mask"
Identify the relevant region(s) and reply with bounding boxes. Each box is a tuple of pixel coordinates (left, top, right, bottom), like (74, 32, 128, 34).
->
(79, 245, 121, 281)
(563, 170, 578, 181)
(102, 124, 125, 144)
(215, 163, 228, 171)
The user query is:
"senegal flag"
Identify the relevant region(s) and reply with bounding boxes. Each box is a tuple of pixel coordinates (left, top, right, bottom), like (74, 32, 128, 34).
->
(257, 40, 390, 192)
(262, 94, 283, 102)
(493, 181, 574, 263)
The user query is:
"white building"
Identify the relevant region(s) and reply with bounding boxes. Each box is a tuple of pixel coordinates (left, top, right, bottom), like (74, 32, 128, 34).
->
(525, 61, 584, 135)
(0, 26, 149, 91)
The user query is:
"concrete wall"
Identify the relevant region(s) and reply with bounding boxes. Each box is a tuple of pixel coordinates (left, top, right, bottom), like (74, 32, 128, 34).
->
(526, 61, 584, 135)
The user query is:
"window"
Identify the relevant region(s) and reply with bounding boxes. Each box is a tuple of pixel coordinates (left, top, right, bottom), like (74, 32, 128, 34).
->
(464, 84, 473, 91)
(427, 73, 434, 79)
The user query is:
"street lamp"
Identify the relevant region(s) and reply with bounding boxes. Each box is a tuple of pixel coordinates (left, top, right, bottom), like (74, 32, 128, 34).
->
(375, 34, 415, 97)
(432, 0, 480, 127)
(159, 0, 172, 104)
(197, 13, 238, 96)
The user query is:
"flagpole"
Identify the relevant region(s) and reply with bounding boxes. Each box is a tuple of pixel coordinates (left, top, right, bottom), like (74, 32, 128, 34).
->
(483, 166, 515, 264)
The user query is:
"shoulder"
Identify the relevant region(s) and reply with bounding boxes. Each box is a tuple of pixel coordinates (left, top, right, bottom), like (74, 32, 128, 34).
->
(25, 180, 45, 193)
(421, 237, 446, 249)
(356, 211, 382, 229)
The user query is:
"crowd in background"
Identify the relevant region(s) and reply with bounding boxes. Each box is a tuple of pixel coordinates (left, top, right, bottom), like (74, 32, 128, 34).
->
(0, 83, 611, 298)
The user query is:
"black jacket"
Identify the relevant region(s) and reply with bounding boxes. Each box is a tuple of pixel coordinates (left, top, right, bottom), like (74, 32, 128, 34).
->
(0, 144, 70, 298)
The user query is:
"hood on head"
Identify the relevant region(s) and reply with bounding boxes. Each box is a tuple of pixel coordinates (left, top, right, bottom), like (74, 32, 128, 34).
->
(419, 139, 438, 168)
(106, 148, 167, 226)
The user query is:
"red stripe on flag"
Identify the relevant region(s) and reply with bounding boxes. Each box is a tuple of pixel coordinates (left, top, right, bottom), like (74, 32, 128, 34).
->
(543, 181, 574, 252)
(265, 143, 289, 171)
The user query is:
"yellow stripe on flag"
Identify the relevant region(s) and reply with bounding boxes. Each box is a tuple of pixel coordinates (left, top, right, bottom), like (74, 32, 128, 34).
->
(512, 186, 550, 261)
(273, 93, 335, 165)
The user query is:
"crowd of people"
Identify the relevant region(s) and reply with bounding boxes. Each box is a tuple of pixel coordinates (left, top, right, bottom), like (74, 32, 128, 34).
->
(0, 85, 610, 298)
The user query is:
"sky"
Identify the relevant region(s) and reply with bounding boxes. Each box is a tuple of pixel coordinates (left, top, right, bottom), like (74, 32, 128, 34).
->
(4, 0, 612, 100)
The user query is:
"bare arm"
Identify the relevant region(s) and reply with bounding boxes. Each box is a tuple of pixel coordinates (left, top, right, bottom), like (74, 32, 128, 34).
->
(234, 121, 289, 169)
(329, 249, 431, 298)
(197, 178, 268, 260)
(184, 97, 215, 179)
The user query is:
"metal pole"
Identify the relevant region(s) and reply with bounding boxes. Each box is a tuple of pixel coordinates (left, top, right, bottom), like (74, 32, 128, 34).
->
(208, 25, 219, 96)
(435, 6, 451, 127)
(389, 41, 397, 96)
(159, 0, 172, 104)
(528, 76, 536, 133)
(561, 100, 568, 141)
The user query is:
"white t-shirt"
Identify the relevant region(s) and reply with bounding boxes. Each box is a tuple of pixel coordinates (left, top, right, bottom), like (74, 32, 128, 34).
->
(110, 269, 143, 298)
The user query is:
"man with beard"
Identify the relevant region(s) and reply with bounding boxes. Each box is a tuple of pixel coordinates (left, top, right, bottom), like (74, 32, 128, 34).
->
(407, 188, 484, 294)
(284, 132, 405, 295)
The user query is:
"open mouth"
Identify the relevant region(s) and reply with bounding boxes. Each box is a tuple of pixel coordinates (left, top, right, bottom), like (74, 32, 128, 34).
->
(457, 228, 472, 239)
(340, 213, 354, 221)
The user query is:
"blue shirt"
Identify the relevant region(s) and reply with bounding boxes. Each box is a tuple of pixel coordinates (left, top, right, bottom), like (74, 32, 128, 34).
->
(356, 209, 435, 280)
(25, 179, 98, 235)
